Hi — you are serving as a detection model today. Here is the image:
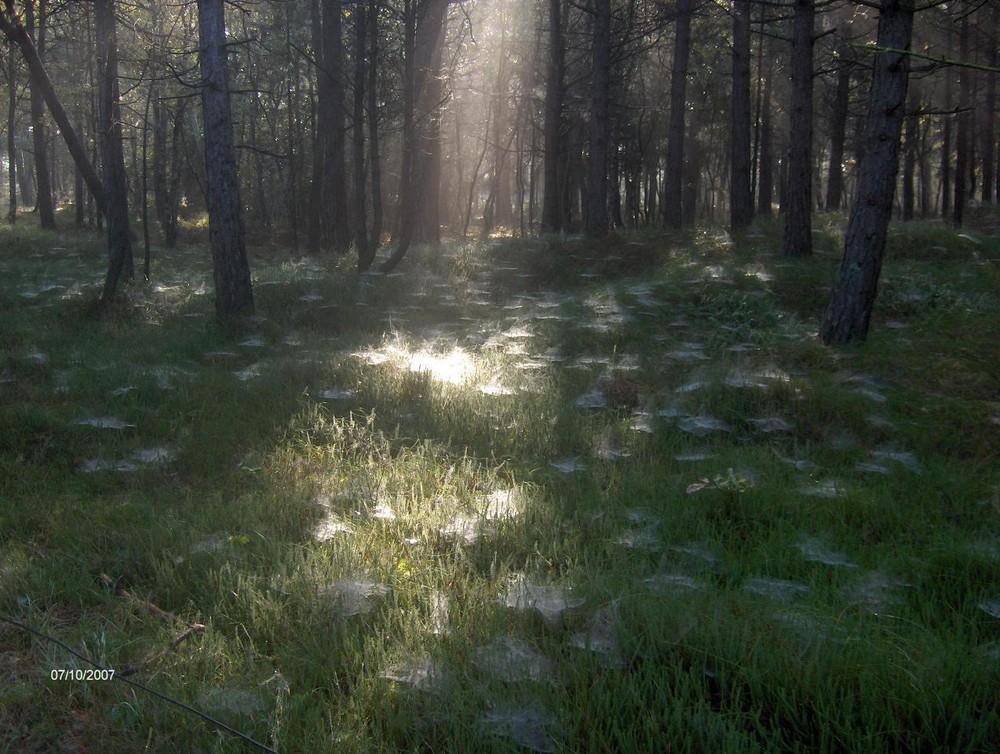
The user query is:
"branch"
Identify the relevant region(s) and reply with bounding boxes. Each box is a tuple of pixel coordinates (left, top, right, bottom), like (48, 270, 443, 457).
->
(852, 42, 1000, 73)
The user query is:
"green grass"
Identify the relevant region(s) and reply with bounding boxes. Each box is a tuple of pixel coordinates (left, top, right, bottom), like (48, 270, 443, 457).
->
(1, 218, 999, 752)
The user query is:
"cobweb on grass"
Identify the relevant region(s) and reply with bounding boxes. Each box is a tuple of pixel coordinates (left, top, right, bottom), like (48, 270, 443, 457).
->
(569, 605, 625, 668)
(473, 637, 556, 684)
(380, 656, 442, 691)
(480, 703, 560, 754)
(795, 539, 859, 568)
(500, 574, 584, 628)
(322, 577, 389, 617)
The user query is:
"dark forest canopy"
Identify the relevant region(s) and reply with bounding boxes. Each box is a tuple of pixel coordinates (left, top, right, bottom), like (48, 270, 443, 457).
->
(0, 0, 996, 334)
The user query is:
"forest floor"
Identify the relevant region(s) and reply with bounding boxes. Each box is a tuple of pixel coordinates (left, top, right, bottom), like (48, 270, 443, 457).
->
(1, 214, 999, 752)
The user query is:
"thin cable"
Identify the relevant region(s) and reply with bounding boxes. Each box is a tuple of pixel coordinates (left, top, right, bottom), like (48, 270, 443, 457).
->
(1, 613, 278, 754)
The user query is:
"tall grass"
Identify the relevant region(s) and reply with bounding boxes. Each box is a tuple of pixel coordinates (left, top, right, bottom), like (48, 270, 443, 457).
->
(1, 220, 998, 752)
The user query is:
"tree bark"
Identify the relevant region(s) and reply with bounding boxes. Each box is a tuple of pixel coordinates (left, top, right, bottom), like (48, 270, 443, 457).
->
(901, 91, 917, 221)
(820, 0, 913, 346)
(584, 0, 611, 238)
(661, 0, 693, 229)
(367, 0, 382, 254)
(825, 27, 852, 211)
(96, 0, 134, 305)
(984, 5, 998, 203)
(6, 37, 15, 223)
(758, 54, 773, 216)
(322, 0, 351, 251)
(197, 0, 254, 321)
(354, 2, 371, 270)
(541, 0, 564, 233)
(730, 0, 752, 231)
(379, 0, 449, 273)
(953, 12, 969, 227)
(25, 1, 54, 229)
(782, 0, 814, 256)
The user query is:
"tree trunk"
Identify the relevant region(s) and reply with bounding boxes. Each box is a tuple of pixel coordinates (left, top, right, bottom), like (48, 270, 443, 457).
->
(584, 0, 611, 238)
(197, 0, 254, 321)
(25, 1, 54, 229)
(354, 2, 371, 270)
(661, 0, 692, 229)
(984, 5, 998, 204)
(95, 0, 133, 304)
(153, 97, 183, 248)
(782, 0, 814, 256)
(730, 0, 752, 232)
(379, 0, 449, 273)
(758, 57, 774, 216)
(541, 0, 564, 233)
(820, 0, 913, 346)
(953, 12, 969, 227)
(901, 91, 917, 221)
(322, 0, 351, 252)
(825, 32, 851, 211)
(367, 0, 382, 254)
(6, 37, 15, 224)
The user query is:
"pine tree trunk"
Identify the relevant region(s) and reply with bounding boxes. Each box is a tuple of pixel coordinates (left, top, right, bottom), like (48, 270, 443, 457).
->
(6, 38, 15, 224)
(584, 0, 611, 238)
(730, 0, 752, 231)
(541, 0, 564, 233)
(820, 0, 913, 346)
(197, 0, 254, 321)
(354, 4, 371, 270)
(984, 5, 998, 203)
(758, 61, 773, 216)
(367, 0, 382, 254)
(25, 1, 54, 229)
(322, 0, 351, 252)
(902, 91, 917, 221)
(661, 0, 692, 229)
(782, 0, 814, 256)
(825, 44, 851, 211)
(953, 14, 969, 227)
(96, 0, 134, 305)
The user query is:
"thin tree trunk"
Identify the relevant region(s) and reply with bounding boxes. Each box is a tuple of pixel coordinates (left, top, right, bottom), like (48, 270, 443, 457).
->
(825, 34, 851, 211)
(322, 0, 351, 251)
(984, 5, 998, 203)
(902, 91, 917, 221)
(820, 0, 913, 346)
(584, 0, 611, 238)
(354, 2, 371, 270)
(661, 0, 692, 228)
(6, 37, 15, 224)
(541, 0, 564, 233)
(758, 53, 773, 216)
(379, 0, 449, 273)
(25, 0, 54, 229)
(953, 13, 969, 227)
(96, 0, 134, 305)
(367, 0, 382, 254)
(197, 0, 254, 321)
(730, 0, 752, 232)
(783, 0, 814, 256)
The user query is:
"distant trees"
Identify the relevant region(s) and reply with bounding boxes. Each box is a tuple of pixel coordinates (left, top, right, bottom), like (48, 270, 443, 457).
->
(0, 0, 993, 336)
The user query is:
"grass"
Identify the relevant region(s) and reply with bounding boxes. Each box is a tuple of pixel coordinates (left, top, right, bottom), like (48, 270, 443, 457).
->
(1, 214, 999, 752)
